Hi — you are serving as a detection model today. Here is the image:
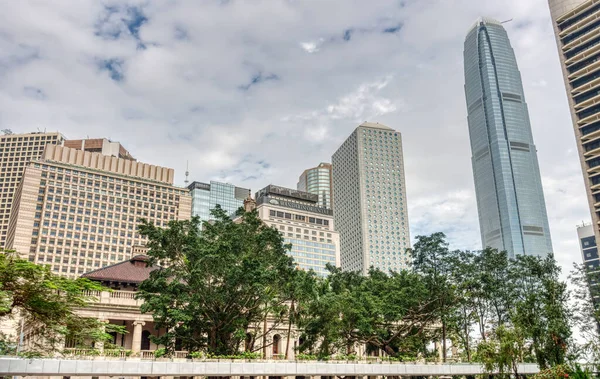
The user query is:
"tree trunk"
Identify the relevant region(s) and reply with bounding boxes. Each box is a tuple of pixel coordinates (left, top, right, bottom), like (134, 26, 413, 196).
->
(442, 319, 447, 362)
(464, 319, 471, 362)
(284, 300, 294, 360)
(262, 316, 267, 358)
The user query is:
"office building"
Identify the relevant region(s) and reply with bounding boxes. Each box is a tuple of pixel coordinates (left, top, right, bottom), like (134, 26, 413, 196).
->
(187, 181, 249, 222)
(464, 18, 553, 257)
(578, 223, 600, 308)
(297, 162, 333, 209)
(0, 131, 65, 248)
(331, 122, 410, 274)
(64, 138, 135, 160)
(548, 0, 600, 252)
(255, 185, 340, 276)
(6, 144, 192, 277)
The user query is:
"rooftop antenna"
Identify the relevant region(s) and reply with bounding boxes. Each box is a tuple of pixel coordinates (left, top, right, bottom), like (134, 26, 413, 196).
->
(184, 161, 190, 186)
(501, 18, 513, 24)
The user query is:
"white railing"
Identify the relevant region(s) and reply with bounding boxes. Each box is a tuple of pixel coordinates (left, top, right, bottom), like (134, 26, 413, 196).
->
(139, 350, 154, 359)
(109, 290, 136, 299)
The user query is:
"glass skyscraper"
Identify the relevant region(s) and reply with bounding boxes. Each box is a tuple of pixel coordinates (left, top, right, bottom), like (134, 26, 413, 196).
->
(332, 122, 410, 274)
(187, 181, 249, 222)
(464, 18, 553, 257)
(297, 163, 333, 209)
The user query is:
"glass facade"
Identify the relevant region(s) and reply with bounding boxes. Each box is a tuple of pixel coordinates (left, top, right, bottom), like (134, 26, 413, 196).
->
(332, 122, 410, 274)
(297, 163, 333, 209)
(464, 18, 553, 257)
(549, 0, 600, 258)
(188, 181, 249, 222)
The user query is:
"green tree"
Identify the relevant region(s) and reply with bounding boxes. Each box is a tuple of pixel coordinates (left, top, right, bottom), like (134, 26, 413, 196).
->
(476, 324, 531, 379)
(509, 255, 571, 368)
(136, 206, 297, 356)
(297, 266, 435, 359)
(569, 263, 600, 363)
(0, 250, 122, 355)
(410, 232, 457, 361)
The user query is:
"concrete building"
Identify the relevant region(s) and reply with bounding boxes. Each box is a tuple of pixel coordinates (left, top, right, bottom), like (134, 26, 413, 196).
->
(187, 181, 249, 222)
(297, 162, 333, 209)
(64, 138, 135, 160)
(20, 254, 303, 362)
(5, 144, 191, 277)
(578, 223, 600, 304)
(331, 122, 410, 274)
(255, 185, 340, 276)
(0, 131, 65, 248)
(464, 18, 553, 257)
(548, 0, 600, 255)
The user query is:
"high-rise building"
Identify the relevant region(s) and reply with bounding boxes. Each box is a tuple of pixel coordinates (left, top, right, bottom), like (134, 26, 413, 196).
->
(6, 144, 192, 278)
(297, 163, 333, 209)
(187, 181, 249, 222)
(464, 18, 553, 257)
(548, 0, 600, 253)
(255, 185, 340, 276)
(0, 131, 65, 248)
(332, 122, 410, 274)
(64, 138, 135, 160)
(577, 223, 600, 308)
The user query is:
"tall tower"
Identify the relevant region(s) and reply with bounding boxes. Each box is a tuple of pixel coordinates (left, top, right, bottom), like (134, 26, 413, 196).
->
(547, 0, 600, 255)
(464, 18, 553, 257)
(0, 131, 65, 248)
(297, 162, 333, 209)
(332, 122, 410, 274)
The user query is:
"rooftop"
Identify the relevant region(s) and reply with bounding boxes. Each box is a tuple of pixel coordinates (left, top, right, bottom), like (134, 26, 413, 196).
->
(81, 255, 159, 284)
(358, 122, 394, 131)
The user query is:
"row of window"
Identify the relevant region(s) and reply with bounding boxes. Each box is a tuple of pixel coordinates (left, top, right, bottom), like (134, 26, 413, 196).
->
(268, 210, 330, 226)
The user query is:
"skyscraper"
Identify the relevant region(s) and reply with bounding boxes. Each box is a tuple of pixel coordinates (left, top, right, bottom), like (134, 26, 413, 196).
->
(0, 131, 65, 248)
(255, 185, 340, 276)
(6, 144, 191, 277)
(187, 181, 249, 222)
(548, 0, 600, 254)
(332, 122, 410, 274)
(297, 162, 333, 209)
(464, 18, 553, 257)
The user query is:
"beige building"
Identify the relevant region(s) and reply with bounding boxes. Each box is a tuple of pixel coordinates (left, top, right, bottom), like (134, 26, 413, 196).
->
(548, 0, 600, 249)
(0, 131, 65, 248)
(5, 144, 191, 277)
(64, 138, 136, 160)
(255, 185, 340, 276)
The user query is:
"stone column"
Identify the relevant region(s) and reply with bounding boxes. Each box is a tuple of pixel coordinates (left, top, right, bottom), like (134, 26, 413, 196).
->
(96, 319, 109, 353)
(132, 321, 146, 353)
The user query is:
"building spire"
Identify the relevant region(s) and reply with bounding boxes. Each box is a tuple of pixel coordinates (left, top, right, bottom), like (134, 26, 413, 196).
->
(243, 189, 256, 212)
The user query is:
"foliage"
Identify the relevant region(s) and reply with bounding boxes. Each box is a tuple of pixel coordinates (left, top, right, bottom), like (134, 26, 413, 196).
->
(296, 265, 436, 358)
(532, 364, 571, 379)
(136, 206, 297, 356)
(0, 250, 125, 355)
(296, 353, 319, 360)
(154, 348, 167, 358)
(568, 263, 600, 363)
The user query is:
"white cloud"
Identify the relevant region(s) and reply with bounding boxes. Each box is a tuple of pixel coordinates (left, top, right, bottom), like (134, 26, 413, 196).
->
(0, 0, 590, 281)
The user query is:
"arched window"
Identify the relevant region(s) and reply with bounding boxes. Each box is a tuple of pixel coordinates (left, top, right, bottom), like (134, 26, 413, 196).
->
(141, 330, 151, 351)
(272, 334, 281, 356)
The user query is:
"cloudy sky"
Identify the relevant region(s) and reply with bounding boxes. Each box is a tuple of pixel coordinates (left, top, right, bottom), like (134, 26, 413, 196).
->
(0, 0, 589, 273)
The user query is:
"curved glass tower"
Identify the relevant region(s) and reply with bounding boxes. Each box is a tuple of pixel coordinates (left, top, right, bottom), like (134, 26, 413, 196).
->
(464, 17, 553, 257)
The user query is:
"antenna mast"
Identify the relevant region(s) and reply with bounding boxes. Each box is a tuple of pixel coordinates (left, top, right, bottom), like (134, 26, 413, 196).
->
(184, 161, 190, 186)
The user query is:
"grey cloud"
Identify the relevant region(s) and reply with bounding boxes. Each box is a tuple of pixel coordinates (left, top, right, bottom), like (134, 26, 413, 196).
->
(0, 0, 589, 282)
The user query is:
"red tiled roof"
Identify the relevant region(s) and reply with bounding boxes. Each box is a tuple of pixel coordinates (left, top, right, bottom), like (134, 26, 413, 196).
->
(81, 255, 160, 284)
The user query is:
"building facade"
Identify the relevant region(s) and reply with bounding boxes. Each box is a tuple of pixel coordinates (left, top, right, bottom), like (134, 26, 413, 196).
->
(187, 181, 249, 222)
(578, 223, 600, 305)
(64, 138, 135, 160)
(5, 144, 191, 277)
(0, 131, 65, 248)
(548, 0, 600, 255)
(255, 185, 340, 276)
(297, 162, 333, 209)
(331, 122, 410, 274)
(464, 18, 553, 257)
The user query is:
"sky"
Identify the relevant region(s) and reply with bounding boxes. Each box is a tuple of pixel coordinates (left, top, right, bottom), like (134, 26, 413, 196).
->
(0, 0, 590, 275)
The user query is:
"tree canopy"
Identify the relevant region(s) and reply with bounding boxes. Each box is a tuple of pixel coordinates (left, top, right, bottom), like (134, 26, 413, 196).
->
(0, 250, 122, 354)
